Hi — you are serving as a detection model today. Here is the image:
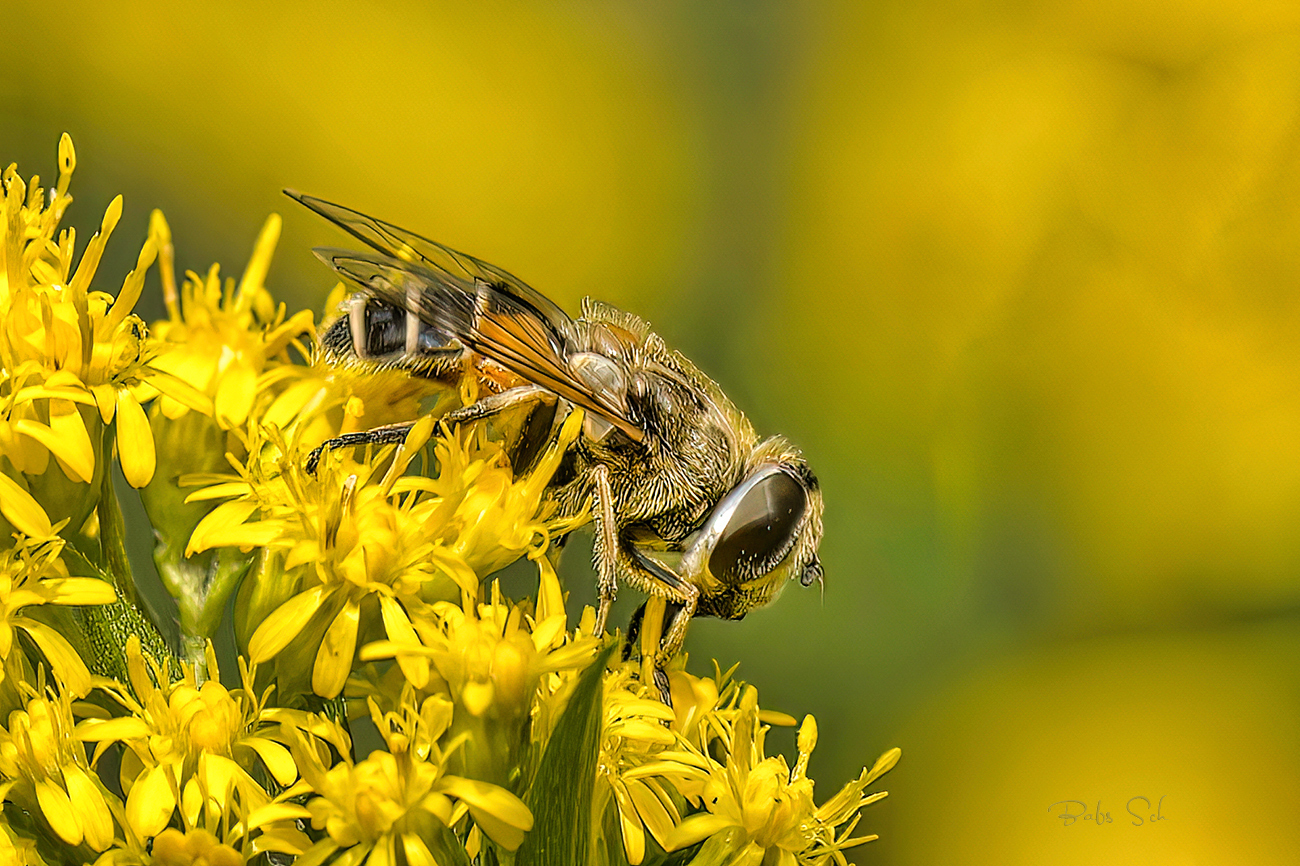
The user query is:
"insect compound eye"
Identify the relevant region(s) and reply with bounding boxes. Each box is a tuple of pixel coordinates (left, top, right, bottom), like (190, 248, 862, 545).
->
(363, 300, 407, 357)
(707, 466, 808, 581)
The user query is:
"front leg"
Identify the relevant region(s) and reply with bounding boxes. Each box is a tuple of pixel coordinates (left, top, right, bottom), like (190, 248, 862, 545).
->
(591, 463, 620, 635)
(625, 547, 700, 705)
(626, 547, 699, 665)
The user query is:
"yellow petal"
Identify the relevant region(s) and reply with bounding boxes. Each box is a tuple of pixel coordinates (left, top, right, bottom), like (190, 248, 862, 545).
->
(115, 391, 155, 487)
(0, 474, 52, 536)
(57, 133, 76, 193)
(34, 778, 82, 845)
(244, 737, 298, 786)
(68, 195, 121, 298)
(263, 378, 327, 428)
(197, 753, 241, 813)
(461, 681, 494, 716)
(436, 776, 533, 840)
(10, 385, 97, 407)
(627, 780, 677, 851)
(41, 577, 116, 606)
(214, 361, 257, 428)
(186, 499, 259, 554)
(248, 585, 328, 663)
(365, 836, 394, 866)
(181, 779, 203, 830)
(608, 720, 675, 746)
(313, 599, 360, 699)
(864, 747, 901, 785)
(247, 802, 313, 831)
(75, 716, 152, 743)
(235, 214, 281, 310)
(428, 546, 480, 598)
(758, 709, 798, 727)
(611, 780, 646, 866)
(183, 482, 253, 503)
(378, 595, 428, 689)
(534, 554, 565, 623)
(730, 842, 767, 866)
(63, 764, 113, 851)
(22, 399, 95, 482)
(661, 813, 732, 851)
(15, 618, 91, 697)
(147, 371, 214, 416)
(90, 384, 118, 424)
(103, 237, 157, 334)
(126, 763, 176, 838)
(400, 834, 438, 866)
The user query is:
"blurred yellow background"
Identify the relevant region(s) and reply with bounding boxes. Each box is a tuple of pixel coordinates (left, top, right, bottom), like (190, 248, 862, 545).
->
(6, 1, 1300, 861)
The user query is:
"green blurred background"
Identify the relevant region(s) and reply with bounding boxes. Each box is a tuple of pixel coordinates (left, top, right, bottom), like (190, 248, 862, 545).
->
(6, 1, 1300, 861)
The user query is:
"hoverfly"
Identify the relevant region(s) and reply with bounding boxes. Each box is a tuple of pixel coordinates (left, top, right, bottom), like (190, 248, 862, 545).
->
(289, 191, 824, 698)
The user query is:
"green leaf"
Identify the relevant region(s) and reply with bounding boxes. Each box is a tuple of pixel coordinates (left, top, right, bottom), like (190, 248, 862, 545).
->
(73, 463, 176, 683)
(517, 642, 615, 866)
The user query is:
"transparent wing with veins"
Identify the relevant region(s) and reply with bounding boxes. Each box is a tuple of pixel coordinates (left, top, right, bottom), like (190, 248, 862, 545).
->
(293, 192, 644, 442)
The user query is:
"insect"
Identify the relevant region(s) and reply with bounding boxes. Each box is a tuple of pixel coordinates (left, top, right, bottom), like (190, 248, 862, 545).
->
(289, 191, 824, 698)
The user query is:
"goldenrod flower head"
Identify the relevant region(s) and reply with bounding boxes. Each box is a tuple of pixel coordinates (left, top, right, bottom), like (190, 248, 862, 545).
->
(145, 211, 312, 432)
(376, 579, 600, 715)
(0, 684, 116, 852)
(0, 533, 116, 698)
(269, 687, 534, 864)
(596, 664, 681, 864)
(191, 407, 582, 700)
(189, 418, 454, 699)
(77, 637, 307, 840)
(0, 137, 199, 507)
(635, 685, 899, 866)
(363, 574, 600, 795)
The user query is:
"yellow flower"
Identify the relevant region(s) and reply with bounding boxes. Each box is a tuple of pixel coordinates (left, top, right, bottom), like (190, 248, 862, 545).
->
(595, 663, 681, 865)
(145, 210, 313, 432)
(0, 533, 116, 698)
(0, 683, 116, 852)
(76, 637, 310, 841)
(189, 405, 583, 700)
(0, 136, 207, 526)
(259, 687, 534, 865)
(595, 653, 799, 865)
(137, 210, 317, 673)
(361, 565, 600, 790)
(628, 686, 900, 866)
(144, 220, 446, 458)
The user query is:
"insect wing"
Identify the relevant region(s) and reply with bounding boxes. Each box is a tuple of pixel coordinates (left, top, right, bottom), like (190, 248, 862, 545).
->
(315, 248, 644, 442)
(286, 190, 573, 337)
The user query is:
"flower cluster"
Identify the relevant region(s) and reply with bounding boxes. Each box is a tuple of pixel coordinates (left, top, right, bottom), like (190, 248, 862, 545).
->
(0, 140, 898, 865)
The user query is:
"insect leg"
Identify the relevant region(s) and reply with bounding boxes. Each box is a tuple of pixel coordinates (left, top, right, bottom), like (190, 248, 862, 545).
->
(439, 384, 553, 426)
(591, 463, 620, 635)
(306, 422, 416, 474)
(626, 548, 699, 662)
(622, 601, 648, 661)
(626, 547, 700, 705)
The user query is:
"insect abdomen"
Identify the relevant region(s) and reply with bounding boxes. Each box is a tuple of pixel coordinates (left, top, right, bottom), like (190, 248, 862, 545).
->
(320, 295, 459, 361)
